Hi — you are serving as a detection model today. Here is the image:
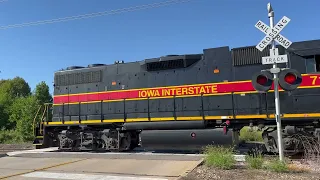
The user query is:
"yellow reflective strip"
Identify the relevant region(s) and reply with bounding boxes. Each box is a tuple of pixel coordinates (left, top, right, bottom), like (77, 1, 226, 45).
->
(126, 118, 149, 122)
(206, 116, 232, 120)
(102, 119, 125, 123)
(298, 85, 320, 89)
(47, 122, 62, 125)
(150, 117, 175, 121)
(203, 93, 231, 96)
(283, 113, 320, 118)
(64, 121, 78, 124)
(234, 91, 257, 94)
(81, 120, 102, 124)
(176, 116, 203, 120)
(235, 115, 267, 119)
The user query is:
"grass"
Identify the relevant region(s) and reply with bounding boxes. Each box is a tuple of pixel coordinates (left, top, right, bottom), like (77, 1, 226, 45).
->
(264, 159, 289, 172)
(202, 144, 307, 173)
(239, 126, 263, 142)
(245, 152, 310, 173)
(203, 145, 236, 170)
(246, 154, 264, 169)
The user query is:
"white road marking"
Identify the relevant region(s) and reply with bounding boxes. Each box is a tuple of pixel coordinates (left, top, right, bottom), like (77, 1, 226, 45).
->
(22, 171, 169, 180)
(6, 147, 59, 156)
(6, 148, 246, 162)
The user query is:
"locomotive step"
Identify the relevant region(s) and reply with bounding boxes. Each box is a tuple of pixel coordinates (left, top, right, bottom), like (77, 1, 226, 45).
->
(33, 136, 44, 149)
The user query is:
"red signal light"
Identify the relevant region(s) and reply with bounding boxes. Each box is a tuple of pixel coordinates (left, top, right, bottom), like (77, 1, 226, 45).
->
(278, 69, 302, 91)
(257, 75, 268, 85)
(284, 73, 296, 84)
(251, 71, 273, 92)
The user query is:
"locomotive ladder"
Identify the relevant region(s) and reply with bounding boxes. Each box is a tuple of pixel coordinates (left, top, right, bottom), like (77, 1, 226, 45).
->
(32, 103, 52, 148)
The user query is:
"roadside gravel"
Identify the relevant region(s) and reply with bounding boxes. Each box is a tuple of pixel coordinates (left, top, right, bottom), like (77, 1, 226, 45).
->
(0, 143, 34, 150)
(0, 143, 34, 156)
(181, 164, 320, 180)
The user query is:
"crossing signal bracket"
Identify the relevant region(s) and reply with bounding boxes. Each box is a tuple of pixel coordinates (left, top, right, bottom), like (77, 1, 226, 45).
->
(278, 68, 302, 91)
(251, 70, 273, 92)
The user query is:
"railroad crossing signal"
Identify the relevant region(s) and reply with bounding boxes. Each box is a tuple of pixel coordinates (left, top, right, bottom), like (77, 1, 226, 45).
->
(255, 16, 292, 52)
(251, 2, 300, 162)
(251, 69, 302, 92)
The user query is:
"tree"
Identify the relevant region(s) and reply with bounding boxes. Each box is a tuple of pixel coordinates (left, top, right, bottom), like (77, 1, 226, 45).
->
(10, 77, 31, 98)
(34, 81, 52, 105)
(0, 77, 31, 129)
(0, 77, 31, 105)
(0, 105, 6, 128)
(9, 95, 39, 141)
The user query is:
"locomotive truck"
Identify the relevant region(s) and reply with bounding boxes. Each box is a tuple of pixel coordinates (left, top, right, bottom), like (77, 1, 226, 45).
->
(33, 39, 320, 154)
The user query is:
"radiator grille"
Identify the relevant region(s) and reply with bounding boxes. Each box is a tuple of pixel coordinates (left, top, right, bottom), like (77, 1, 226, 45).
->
(55, 70, 102, 86)
(231, 45, 283, 66)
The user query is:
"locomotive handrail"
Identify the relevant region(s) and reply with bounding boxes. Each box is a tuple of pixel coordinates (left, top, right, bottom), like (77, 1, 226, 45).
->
(123, 99, 126, 122)
(100, 100, 103, 122)
(173, 95, 176, 121)
(79, 102, 81, 123)
(39, 105, 47, 134)
(147, 97, 150, 121)
(201, 93, 205, 121)
(33, 103, 53, 137)
(231, 92, 236, 119)
(32, 105, 42, 137)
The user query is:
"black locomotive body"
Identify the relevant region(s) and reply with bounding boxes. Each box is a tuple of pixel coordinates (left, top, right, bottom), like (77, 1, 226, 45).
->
(35, 39, 320, 154)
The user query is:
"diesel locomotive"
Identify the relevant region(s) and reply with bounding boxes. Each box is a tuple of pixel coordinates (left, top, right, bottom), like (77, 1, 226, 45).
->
(33, 39, 320, 154)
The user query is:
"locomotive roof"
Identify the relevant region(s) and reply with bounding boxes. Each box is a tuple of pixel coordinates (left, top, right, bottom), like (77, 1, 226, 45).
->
(56, 38, 320, 73)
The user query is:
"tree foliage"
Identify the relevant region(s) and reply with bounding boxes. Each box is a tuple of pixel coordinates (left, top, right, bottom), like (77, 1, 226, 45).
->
(9, 96, 39, 141)
(0, 77, 52, 143)
(34, 81, 52, 104)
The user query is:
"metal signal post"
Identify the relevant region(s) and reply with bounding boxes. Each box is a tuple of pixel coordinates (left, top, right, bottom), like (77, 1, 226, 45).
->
(253, 3, 297, 161)
(268, 3, 284, 162)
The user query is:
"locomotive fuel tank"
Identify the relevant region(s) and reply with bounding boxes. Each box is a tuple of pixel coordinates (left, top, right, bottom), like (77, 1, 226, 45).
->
(139, 129, 234, 151)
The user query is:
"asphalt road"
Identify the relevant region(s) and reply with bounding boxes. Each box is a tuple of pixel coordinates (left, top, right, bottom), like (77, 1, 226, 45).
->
(0, 148, 204, 180)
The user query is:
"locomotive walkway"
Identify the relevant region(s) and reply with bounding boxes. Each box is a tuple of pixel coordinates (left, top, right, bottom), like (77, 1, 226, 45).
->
(0, 148, 209, 180)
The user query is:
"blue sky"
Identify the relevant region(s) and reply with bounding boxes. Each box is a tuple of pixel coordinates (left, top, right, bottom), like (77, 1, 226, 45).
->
(0, 0, 319, 94)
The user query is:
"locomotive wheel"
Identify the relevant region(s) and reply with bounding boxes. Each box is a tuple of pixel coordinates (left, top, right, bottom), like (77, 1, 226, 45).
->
(109, 132, 132, 152)
(119, 132, 132, 151)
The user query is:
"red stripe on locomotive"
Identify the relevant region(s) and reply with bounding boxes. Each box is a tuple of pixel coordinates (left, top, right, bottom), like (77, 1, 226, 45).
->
(53, 74, 320, 104)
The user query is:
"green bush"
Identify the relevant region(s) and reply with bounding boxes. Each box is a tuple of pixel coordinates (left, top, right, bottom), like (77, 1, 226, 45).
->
(0, 129, 19, 143)
(203, 145, 236, 170)
(240, 126, 263, 142)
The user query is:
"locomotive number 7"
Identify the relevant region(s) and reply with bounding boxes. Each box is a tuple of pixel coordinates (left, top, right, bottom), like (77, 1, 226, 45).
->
(310, 75, 318, 85)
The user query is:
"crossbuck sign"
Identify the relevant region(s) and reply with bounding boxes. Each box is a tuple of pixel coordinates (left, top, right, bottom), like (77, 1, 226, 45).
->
(255, 16, 292, 52)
